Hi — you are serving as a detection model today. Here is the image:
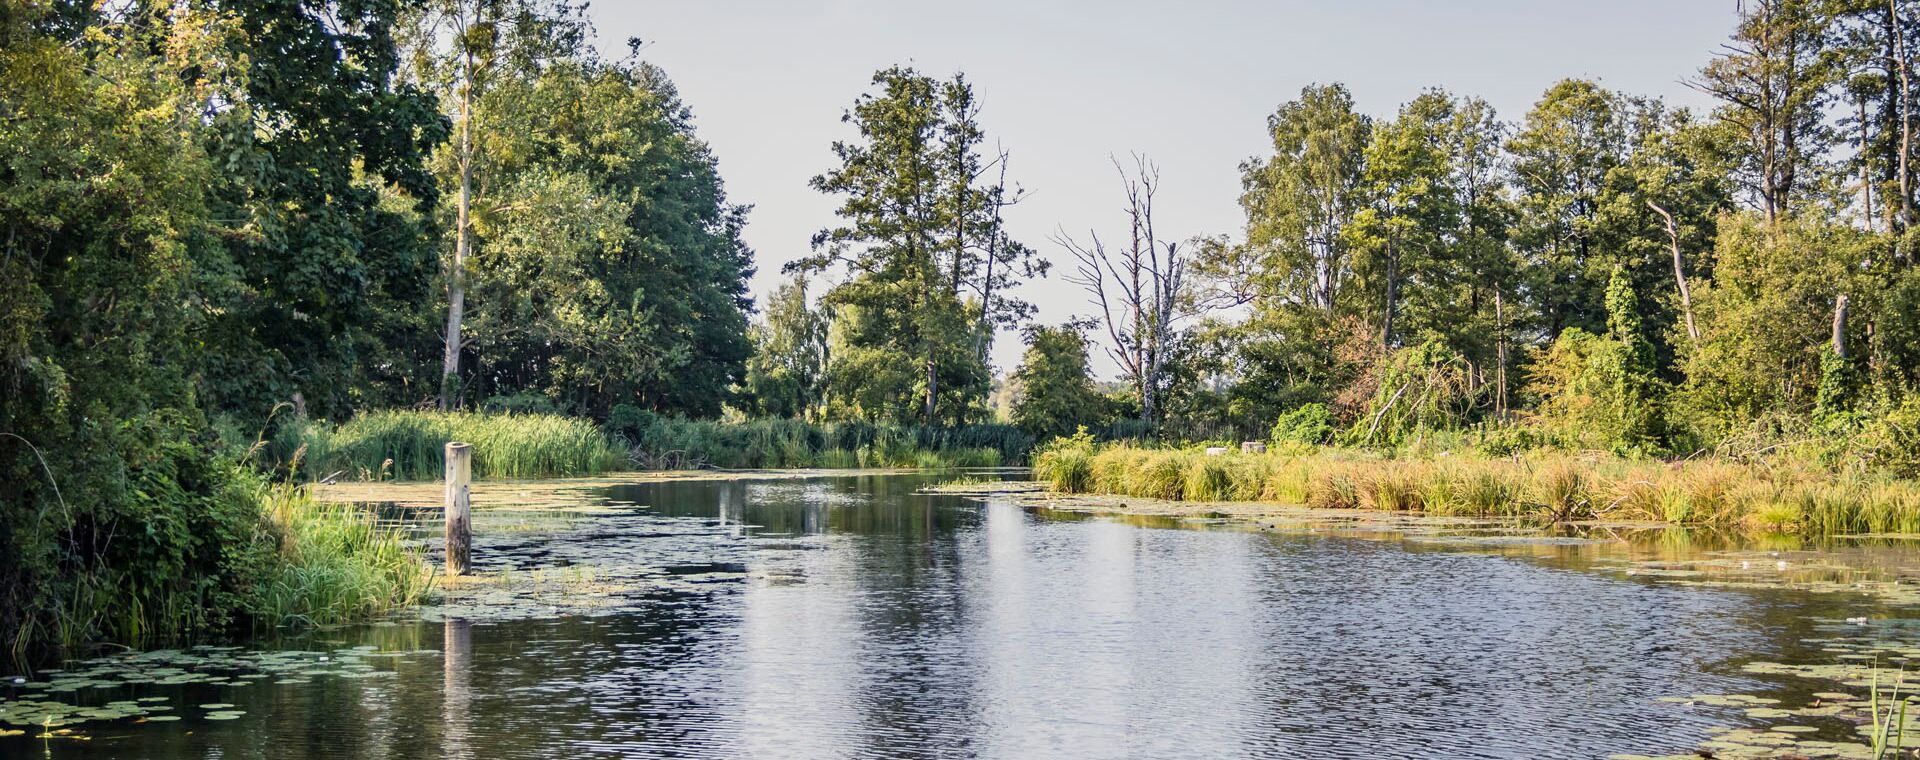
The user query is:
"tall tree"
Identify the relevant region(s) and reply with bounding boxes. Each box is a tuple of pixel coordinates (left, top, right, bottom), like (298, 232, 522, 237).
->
(400, 0, 588, 409)
(1236, 83, 1372, 315)
(796, 66, 1037, 424)
(455, 58, 755, 417)
(1693, 0, 1837, 223)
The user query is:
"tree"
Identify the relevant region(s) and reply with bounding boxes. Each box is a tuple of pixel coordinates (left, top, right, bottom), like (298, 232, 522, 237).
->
(1057, 155, 1190, 426)
(1011, 324, 1107, 441)
(399, 0, 590, 409)
(744, 278, 829, 419)
(454, 58, 755, 418)
(1236, 83, 1371, 315)
(1507, 80, 1639, 339)
(188, 0, 448, 421)
(1693, 0, 1836, 223)
(794, 66, 1039, 424)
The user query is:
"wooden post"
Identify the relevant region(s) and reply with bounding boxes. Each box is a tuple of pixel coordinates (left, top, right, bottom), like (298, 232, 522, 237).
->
(444, 442, 472, 576)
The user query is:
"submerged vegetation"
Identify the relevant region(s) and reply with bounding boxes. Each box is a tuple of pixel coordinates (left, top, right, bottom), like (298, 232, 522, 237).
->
(1035, 435, 1920, 537)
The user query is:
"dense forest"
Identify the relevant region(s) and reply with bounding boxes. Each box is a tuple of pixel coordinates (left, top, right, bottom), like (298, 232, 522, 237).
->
(5, 0, 1920, 652)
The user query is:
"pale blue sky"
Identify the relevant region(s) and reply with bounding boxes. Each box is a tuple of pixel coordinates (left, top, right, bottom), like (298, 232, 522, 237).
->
(593, 1, 1738, 376)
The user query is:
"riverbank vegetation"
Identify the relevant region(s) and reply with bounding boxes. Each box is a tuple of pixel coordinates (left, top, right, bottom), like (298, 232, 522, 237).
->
(613, 415, 1026, 470)
(1035, 435, 1920, 536)
(280, 411, 625, 481)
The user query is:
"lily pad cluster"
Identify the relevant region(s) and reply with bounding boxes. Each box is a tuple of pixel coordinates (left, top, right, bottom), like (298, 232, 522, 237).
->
(0, 643, 437, 738)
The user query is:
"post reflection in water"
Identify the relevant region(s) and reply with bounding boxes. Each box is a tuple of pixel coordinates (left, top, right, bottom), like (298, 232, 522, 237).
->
(443, 619, 472, 760)
(17, 472, 1867, 760)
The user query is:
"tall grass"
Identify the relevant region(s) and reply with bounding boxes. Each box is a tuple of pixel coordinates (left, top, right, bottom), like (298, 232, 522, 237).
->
(285, 410, 626, 480)
(252, 484, 432, 627)
(622, 417, 1027, 470)
(1033, 440, 1920, 536)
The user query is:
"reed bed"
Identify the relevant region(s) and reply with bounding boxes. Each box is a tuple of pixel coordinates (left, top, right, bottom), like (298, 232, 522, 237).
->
(1032, 441, 1920, 536)
(252, 484, 433, 627)
(286, 411, 626, 480)
(625, 417, 1024, 470)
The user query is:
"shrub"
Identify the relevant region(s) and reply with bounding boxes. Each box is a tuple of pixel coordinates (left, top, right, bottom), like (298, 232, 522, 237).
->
(1271, 403, 1334, 446)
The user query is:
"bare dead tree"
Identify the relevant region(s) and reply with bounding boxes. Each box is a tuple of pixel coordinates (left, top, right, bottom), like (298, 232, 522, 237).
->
(1646, 201, 1702, 345)
(1056, 154, 1188, 426)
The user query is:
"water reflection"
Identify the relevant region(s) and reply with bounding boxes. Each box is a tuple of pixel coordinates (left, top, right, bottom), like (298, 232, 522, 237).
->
(11, 472, 1876, 759)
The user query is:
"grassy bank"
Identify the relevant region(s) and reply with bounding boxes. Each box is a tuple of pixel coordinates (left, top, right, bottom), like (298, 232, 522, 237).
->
(252, 484, 432, 627)
(282, 410, 626, 480)
(618, 416, 1028, 470)
(1035, 437, 1920, 535)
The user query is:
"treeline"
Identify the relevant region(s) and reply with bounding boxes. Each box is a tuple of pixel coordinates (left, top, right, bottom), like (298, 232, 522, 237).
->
(0, 1, 750, 650)
(998, 0, 1920, 475)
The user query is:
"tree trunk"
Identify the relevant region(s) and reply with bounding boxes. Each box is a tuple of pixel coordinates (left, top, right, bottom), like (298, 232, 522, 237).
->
(1380, 238, 1398, 347)
(1862, 96, 1877, 233)
(1895, 0, 1916, 245)
(1647, 201, 1700, 344)
(1833, 293, 1850, 359)
(1494, 285, 1508, 416)
(440, 43, 474, 411)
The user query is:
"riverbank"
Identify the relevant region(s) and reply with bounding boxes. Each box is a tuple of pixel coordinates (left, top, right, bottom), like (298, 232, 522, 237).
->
(1033, 440, 1920, 537)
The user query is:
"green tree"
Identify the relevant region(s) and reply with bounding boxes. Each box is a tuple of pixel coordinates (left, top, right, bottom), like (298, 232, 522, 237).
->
(1694, 0, 1837, 223)
(0, 4, 268, 650)
(1235, 83, 1372, 316)
(796, 66, 1037, 424)
(192, 0, 449, 420)
(456, 58, 755, 418)
(744, 278, 829, 419)
(1011, 324, 1107, 441)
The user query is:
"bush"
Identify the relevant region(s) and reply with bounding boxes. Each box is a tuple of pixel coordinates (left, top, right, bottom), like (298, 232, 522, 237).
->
(1271, 403, 1334, 446)
(1033, 429, 1096, 492)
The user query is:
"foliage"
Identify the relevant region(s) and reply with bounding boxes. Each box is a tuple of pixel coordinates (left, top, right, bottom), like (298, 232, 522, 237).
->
(742, 277, 830, 419)
(1011, 325, 1109, 441)
(1339, 341, 1481, 448)
(451, 55, 755, 418)
(793, 66, 1044, 425)
(1270, 403, 1335, 446)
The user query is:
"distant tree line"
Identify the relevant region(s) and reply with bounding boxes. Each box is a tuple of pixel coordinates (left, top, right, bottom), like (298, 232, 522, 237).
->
(979, 0, 1920, 468)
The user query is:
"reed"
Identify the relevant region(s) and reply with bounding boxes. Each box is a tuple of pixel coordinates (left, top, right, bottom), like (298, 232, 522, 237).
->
(252, 484, 433, 627)
(1037, 441, 1920, 536)
(286, 410, 626, 480)
(623, 417, 1032, 470)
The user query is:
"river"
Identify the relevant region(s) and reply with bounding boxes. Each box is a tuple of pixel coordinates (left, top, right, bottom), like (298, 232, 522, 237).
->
(0, 472, 1896, 759)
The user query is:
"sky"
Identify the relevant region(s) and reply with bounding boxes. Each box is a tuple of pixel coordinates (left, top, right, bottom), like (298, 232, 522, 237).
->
(591, 1, 1740, 377)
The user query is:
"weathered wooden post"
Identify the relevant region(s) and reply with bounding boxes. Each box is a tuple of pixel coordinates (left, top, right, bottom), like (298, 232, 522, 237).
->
(444, 441, 472, 576)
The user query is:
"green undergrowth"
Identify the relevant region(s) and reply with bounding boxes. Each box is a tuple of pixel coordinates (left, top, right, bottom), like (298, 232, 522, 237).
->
(1034, 434, 1920, 536)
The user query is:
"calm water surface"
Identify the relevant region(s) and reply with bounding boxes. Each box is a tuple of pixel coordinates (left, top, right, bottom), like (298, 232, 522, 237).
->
(6, 472, 1878, 759)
